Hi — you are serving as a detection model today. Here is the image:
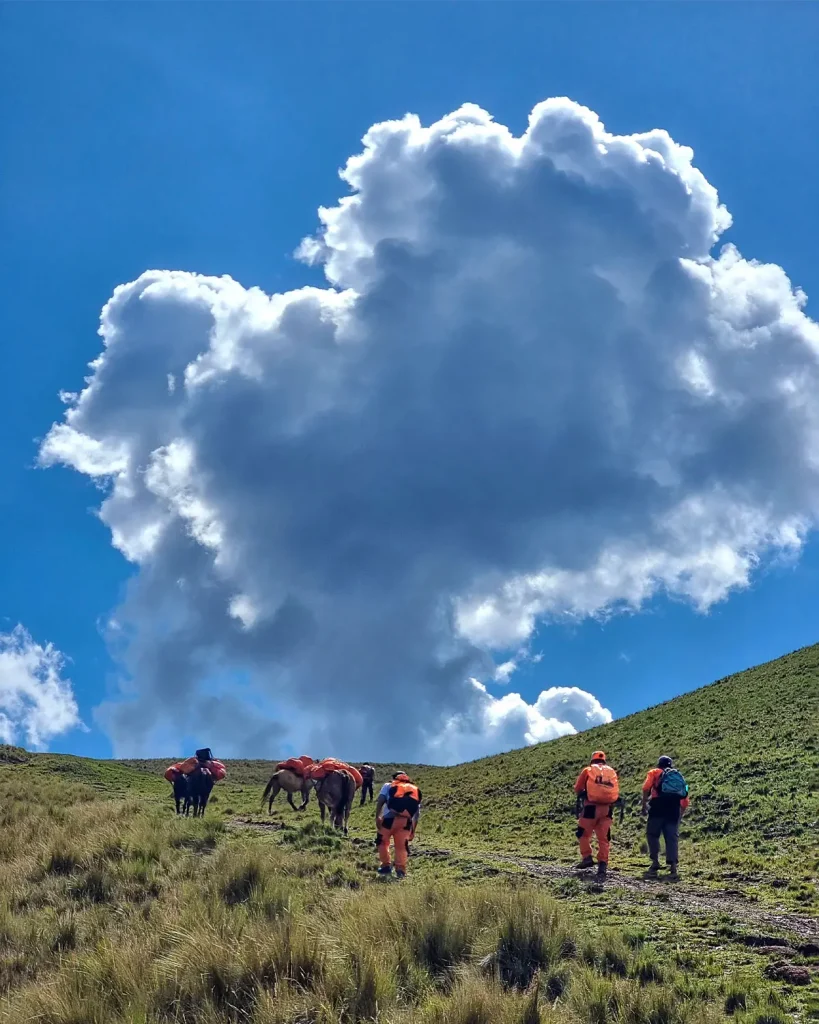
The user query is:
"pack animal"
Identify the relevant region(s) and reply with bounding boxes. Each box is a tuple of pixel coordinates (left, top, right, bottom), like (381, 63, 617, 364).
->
(314, 769, 355, 834)
(184, 764, 215, 818)
(261, 769, 315, 813)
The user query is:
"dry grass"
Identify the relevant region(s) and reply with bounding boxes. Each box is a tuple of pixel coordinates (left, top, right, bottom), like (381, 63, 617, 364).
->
(0, 768, 799, 1024)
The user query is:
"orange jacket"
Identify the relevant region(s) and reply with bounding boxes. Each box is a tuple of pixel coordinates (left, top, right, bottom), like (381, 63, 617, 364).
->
(642, 768, 689, 811)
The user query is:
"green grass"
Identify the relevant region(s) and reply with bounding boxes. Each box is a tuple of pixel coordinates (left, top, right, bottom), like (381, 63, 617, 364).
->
(0, 769, 801, 1023)
(0, 641, 817, 1021)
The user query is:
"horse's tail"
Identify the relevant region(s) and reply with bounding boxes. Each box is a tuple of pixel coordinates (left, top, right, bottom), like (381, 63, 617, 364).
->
(261, 773, 279, 808)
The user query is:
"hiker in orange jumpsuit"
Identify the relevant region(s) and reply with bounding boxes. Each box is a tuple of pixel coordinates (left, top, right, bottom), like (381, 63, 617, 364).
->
(574, 750, 619, 879)
(375, 772, 421, 879)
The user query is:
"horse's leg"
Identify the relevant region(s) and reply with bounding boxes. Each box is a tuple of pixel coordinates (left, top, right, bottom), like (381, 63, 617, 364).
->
(287, 791, 298, 811)
(299, 784, 310, 811)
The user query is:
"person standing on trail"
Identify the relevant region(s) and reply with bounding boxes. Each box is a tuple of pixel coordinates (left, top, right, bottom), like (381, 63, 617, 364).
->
(641, 756, 689, 879)
(574, 751, 620, 879)
(375, 771, 421, 879)
(359, 764, 375, 805)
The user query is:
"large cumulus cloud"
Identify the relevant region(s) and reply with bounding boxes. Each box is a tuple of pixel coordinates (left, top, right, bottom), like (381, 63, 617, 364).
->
(41, 99, 819, 761)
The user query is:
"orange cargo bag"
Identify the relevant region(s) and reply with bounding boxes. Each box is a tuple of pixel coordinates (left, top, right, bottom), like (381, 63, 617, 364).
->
(585, 764, 620, 804)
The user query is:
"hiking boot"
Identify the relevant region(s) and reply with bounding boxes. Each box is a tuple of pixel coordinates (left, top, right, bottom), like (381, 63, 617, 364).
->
(377, 865, 392, 876)
(597, 861, 608, 879)
(645, 862, 660, 878)
(395, 869, 406, 879)
(667, 863, 679, 880)
(575, 857, 595, 870)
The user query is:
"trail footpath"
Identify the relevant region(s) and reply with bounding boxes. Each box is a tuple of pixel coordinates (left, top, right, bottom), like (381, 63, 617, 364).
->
(231, 818, 819, 944)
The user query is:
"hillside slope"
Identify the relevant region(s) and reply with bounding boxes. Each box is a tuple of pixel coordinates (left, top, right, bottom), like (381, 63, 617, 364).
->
(404, 642, 819, 904)
(200, 642, 817, 908)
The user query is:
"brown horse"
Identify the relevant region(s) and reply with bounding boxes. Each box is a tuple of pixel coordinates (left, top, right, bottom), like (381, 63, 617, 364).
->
(314, 769, 356, 834)
(261, 769, 314, 812)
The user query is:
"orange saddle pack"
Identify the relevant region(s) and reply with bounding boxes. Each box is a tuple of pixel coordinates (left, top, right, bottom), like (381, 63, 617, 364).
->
(307, 759, 363, 788)
(175, 756, 226, 780)
(277, 756, 310, 777)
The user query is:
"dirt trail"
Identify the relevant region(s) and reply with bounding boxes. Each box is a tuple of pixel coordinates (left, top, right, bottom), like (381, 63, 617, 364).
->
(481, 852, 819, 942)
(231, 818, 818, 942)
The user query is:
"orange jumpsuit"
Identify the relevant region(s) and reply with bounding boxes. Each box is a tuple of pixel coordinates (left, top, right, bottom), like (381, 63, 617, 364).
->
(377, 813, 414, 873)
(574, 766, 612, 863)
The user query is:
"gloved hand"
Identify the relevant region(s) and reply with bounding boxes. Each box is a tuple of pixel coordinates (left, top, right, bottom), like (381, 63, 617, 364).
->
(640, 805, 649, 816)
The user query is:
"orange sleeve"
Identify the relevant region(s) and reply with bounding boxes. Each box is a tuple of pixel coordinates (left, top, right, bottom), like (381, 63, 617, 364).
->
(574, 768, 589, 794)
(681, 795, 690, 811)
(642, 769, 660, 794)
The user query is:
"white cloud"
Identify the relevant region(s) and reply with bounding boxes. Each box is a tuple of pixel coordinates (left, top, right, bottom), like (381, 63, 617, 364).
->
(40, 98, 819, 761)
(426, 680, 612, 765)
(0, 626, 83, 749)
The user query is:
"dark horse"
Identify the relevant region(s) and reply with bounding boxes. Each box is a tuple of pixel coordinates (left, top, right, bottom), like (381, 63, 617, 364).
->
(184, 765, 215, 818)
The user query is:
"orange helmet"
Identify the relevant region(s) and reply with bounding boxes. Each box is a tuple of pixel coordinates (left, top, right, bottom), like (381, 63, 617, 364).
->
(591, 750, 607, 763)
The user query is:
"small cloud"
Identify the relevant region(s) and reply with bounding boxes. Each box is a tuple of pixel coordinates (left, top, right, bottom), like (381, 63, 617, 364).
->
(0, 626, 83, 749)
(619, 651, 631, 663)
(494, 660, 517, 684)
(426, 681, 613, 765)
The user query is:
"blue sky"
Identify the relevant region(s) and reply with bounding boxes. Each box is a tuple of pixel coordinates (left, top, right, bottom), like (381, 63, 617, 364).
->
(2, 3, 818, 761)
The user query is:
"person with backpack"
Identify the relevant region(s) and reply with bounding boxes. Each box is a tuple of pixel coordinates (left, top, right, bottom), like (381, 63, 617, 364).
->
(641, 755, 690, 879)
(574, 750, 620, 878)
(359, 764, 375, 805)
(375, 771, 421, 878)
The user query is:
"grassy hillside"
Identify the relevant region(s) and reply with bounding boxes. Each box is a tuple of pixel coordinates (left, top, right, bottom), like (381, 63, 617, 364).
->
(406, 642, 819, 903)
(0, 643, 817, 1022)
(112, 642, 819, 909)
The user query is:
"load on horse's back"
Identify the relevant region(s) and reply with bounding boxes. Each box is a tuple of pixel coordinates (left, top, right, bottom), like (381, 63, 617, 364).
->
(164, 747, 226, 816)
(306, 758, 363, 788)
(262, 755, 316, 813)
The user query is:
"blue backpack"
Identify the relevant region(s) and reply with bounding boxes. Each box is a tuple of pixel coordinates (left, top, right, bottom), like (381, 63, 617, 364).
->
(659, 767, 689, 798)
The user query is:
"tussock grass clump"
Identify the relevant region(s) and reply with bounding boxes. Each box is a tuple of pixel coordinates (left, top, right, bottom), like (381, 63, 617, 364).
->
(481, 890, 575, 990)
(632, 950, 666, 985)
(221, 859, 265, 905)
(581, 930, 630, 977)
(44, 847, 79, 877)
